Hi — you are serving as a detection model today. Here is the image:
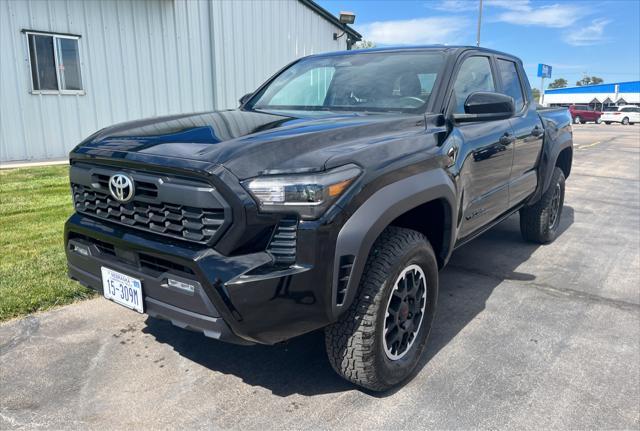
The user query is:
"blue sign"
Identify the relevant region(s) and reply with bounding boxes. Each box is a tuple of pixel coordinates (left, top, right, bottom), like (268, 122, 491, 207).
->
(537, 64, 552, 78)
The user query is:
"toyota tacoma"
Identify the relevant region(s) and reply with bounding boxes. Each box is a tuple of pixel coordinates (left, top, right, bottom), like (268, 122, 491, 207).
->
(65, 46, 573, 391)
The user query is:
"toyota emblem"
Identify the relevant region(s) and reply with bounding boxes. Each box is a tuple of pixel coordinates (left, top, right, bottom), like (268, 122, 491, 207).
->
(108, 173, 135, 203)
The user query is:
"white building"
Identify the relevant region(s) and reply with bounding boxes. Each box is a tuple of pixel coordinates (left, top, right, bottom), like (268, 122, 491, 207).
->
(0, 0, 360, 163)
(543, 81, 640, 109)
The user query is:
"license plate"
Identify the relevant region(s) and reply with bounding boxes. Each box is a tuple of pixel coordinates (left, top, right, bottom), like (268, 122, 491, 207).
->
(101, 267, 144, 313)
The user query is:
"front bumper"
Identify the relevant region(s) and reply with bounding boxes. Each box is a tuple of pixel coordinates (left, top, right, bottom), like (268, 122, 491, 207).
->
(65, 213, 337, 345)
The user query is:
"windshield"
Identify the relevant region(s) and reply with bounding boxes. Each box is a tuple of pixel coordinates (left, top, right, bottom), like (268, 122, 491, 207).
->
(250, 51, 446, 113)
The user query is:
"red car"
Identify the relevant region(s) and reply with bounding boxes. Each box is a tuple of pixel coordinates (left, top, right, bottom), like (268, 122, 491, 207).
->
(568, 105, 602, 124)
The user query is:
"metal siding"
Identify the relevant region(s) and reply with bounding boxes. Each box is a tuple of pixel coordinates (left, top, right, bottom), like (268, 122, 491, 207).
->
(1, 0, 215, 162)
(1, 0, 347, 162)
(209, 0, 347, 110)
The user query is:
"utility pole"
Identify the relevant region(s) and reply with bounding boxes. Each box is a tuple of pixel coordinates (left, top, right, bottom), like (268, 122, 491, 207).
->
(476, 0, 483, 47)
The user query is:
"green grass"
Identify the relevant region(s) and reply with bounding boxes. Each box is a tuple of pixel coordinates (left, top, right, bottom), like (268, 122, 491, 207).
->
(0, 165, 94, 321)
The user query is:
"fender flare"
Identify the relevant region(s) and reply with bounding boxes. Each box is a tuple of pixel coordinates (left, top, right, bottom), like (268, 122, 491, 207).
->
(330, 169, 456, 319)
(530, 131, 573, 205)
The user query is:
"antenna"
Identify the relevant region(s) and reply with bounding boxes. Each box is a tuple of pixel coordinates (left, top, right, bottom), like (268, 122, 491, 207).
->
(476, 0, 483, 47)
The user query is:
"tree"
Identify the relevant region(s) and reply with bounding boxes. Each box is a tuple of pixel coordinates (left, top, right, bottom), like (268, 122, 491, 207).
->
(532, 88, 541, 103)
(548, 78, 568, 89)
(576, 76, 604, 86)
(353, 39, 375, 50)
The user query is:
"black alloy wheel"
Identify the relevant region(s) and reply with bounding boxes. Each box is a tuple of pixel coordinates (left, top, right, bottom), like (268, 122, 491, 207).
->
(383, 264, 427, 360)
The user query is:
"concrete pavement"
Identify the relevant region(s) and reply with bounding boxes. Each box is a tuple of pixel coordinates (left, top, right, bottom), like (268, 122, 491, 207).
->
(1, 124, 639, 429)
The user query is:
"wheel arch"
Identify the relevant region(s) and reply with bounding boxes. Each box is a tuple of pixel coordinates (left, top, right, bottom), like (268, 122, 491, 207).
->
(528, 122, 573, 206)
(556, 146, 572, 179)
(331, 169, 456, 320)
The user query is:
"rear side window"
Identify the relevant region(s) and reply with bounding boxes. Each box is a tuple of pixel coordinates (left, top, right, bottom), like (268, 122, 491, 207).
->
(452, 56, 495, 113)
(497, 59, 525, 112)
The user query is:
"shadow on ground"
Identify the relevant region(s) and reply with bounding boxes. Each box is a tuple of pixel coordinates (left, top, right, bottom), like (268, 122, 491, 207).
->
(143, 208, 574, 397)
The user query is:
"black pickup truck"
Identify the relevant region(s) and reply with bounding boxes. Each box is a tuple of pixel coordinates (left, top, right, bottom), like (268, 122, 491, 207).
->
(65, 46, 572, 391)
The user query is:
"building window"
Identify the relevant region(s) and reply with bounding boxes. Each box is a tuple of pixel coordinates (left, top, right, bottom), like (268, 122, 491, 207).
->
(26, 31, 83, 94)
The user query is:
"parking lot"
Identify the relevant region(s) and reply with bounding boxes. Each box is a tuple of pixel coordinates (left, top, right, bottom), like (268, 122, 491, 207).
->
(1, 124, 638, 430)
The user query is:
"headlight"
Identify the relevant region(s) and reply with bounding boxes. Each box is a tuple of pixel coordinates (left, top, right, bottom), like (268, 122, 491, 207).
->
(242, 164, 361, 219)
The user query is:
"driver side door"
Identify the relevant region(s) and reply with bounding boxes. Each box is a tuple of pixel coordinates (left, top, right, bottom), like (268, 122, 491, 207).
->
(449, 55, 515, 239)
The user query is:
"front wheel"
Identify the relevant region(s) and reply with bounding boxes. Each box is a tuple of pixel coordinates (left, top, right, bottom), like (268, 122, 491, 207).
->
(622, 117, 630, 125)
(325, 227, 438, 391)
(520, 167, 565, 244)
(573, 116, 581, 124)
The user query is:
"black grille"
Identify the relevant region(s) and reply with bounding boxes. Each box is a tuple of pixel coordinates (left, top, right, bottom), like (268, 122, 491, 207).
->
(139, 253, 194, 275)
(69, 233, 116, 256)
(69, 233, 194, 276)
(267, 217, 298, 265)
(94, 239, 116, 256)
(72, 184, 225, 244)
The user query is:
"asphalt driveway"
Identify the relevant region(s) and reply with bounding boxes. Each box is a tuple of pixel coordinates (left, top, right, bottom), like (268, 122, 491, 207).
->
(1, 124, 639, 430)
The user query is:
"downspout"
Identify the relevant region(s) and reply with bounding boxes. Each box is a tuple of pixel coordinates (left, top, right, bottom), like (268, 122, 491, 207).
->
(208, 0, 218, 110)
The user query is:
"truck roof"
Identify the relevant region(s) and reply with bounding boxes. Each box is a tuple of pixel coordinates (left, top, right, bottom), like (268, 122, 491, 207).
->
(310, 45, 521, 62)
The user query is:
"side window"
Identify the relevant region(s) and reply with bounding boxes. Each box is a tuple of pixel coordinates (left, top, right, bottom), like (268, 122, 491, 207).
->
(27, 32, 83, 93)
(496, 59, 525, 112)
(452, 56, 495, 113)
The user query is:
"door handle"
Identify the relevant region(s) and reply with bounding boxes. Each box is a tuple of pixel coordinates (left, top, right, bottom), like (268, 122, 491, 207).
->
(446, 146, 458, 166)
(499, 134, 514, 146)
(531, 126, 544, 137)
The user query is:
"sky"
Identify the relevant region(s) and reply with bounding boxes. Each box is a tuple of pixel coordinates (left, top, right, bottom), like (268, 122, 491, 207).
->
(317, 0, 640, 89)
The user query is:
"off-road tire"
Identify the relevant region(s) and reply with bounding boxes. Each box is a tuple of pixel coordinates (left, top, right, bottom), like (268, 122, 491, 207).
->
(324, 226, 438, 391)
(520, 167, 566, 244)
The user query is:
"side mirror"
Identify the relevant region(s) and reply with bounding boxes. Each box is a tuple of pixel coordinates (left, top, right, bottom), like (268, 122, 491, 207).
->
(452, 92, 515, 123)
(239, 92, 253, 106)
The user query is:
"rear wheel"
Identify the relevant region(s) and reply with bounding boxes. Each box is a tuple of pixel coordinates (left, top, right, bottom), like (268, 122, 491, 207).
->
(622, 117, 630, 125)
(520, 167, 565, 244)
(325, 226, 438, 391)
(573, 116, 581, 124)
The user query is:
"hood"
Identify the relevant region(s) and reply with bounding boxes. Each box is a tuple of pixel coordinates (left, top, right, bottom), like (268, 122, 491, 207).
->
(73, 109, 428, 179)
